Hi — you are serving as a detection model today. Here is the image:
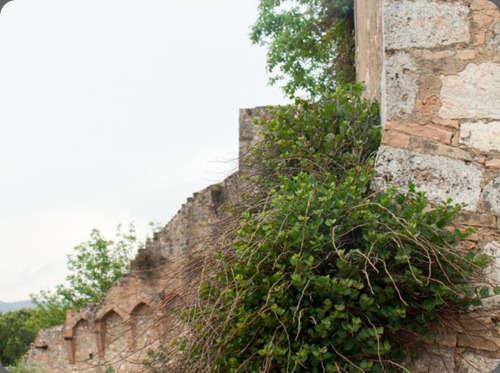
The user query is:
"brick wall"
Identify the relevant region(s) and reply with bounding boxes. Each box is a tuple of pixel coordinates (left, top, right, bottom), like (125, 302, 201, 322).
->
(356, 0, 500, 371)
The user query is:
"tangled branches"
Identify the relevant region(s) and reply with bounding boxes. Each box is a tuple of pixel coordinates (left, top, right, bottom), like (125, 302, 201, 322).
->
(175, 87, 490, 372)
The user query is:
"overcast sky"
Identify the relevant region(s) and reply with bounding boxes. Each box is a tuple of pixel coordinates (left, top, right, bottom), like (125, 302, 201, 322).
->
(0, 0, 287, 302)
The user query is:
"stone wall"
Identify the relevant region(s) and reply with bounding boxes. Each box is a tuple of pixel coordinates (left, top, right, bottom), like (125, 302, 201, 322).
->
(23, 107, 265, 372)
(24, 180, 234, 372)
(356, 0, 500, 371)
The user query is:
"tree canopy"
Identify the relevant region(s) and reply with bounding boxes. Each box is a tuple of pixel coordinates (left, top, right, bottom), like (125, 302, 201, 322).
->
(31, 224, 142, 327)
(251, 0, 355, 96)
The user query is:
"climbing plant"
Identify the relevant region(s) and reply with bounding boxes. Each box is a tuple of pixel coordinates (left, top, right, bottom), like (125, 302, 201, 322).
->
(177, 87, 490, 372)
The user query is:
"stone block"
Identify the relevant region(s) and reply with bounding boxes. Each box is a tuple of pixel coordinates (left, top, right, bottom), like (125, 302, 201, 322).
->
(416, 95, 439, 116)
(457, 352, 500, 373)
(486, 159, 500, 169)
(385, 121, 453, 144)
(456, 211, 497, 228)
(436, 333, 458, 348)
(384, 0, 470, 50)
(409, 137, 473, 162)
(460, 122, 500, 152)
(382, 129, 411, 147)
(470, 0, 499, 11)
(483, 241, 500, 285)
(456, 50, 477, 61)
(483, 177, 500, 214)
(457, 334, 499, 352)
(384, 52, 417, 120)
(440, 63, 500, 120)
(488, 21, 500, 50)
(432, 118, 460, 129)
(408, 349, 456, 373)
(374, 146, 483, 210)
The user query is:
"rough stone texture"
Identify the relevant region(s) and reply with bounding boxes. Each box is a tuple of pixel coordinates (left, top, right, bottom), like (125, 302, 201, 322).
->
(374, 146, 483, 210)
(408, 349, 456, 373)
(457, 352, 500, 372)
(483, 176, 500, 214)
(483, 241, 500, 286)
(440, 63, 500, 120)
(486, 158, 500, 169)
(384, 0, 470, 50)
(489, 20, 500, 50)
(385, 121, 453, 145)
(24, 326, 68, 372)
(371, 0, 500, 365)
(408, 137, 473, 162)
(384, 52, 417, 121)
(239, 107, 268, 161)
(460, 122, 500, 152)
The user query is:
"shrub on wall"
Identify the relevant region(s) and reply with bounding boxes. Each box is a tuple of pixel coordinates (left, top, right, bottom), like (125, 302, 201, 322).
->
(177, 86, 489, 372)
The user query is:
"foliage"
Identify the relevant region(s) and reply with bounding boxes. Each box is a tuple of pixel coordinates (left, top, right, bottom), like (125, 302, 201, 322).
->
(179, 87, 489, 372)
(6, 361, 46, 373)
(143, 346, 172, 373)
(31, 224, 142, 327)
(248, 84, 380, 184)
(251, 0, 355, 96)
(0, 309, 39, 366)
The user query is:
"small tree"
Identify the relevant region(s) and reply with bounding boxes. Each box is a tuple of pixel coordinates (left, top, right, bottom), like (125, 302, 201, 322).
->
(32, 224, 142, 327)
(0, 309, 39, 366)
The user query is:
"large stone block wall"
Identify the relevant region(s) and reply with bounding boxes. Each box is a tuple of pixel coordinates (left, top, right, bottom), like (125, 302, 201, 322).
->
(356, 0, 500, 371)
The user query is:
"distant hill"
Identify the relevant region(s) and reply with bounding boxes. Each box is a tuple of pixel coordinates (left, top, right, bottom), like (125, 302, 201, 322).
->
(0, 300, 35, 313)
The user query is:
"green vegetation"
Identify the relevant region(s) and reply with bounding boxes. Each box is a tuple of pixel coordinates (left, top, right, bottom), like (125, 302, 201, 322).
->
(178, 85, 490, 372)
(31, 224, 140, 327)
(5, 361, 45, 373)
(0, 224, 145, 367)
(251, 0, 355, 96)
(0, 309, 39, 366)
(167, 1, 493, 371)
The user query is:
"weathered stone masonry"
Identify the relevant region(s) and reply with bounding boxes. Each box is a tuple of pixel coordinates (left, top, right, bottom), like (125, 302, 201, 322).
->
(356, 0, 500, 371)
(26, 1, 499, 372)
(24, 109, 264, 372)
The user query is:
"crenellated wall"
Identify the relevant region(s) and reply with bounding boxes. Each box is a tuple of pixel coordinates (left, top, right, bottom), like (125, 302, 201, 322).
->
(356, 0, 500, 371)
(24, 109, 262, 372)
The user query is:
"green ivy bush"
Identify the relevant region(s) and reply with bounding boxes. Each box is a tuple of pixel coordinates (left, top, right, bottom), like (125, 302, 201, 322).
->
(248, 85, 380, 185)
(177, 87, 489, 372)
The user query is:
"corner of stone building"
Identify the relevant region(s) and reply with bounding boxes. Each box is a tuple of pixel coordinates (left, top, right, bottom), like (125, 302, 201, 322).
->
(355, 0, 500, 371)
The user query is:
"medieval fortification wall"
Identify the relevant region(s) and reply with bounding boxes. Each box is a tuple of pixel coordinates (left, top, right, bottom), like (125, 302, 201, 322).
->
(25, 1, 499, 372)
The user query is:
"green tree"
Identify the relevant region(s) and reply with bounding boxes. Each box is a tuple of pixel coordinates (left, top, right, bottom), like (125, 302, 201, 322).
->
(31, 224, 142, 327)
(251, 0, 355, 96)
(0, 309, 39, 366)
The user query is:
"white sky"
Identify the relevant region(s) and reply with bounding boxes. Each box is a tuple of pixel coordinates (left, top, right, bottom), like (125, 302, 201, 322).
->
(0, 0, 287, 302)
